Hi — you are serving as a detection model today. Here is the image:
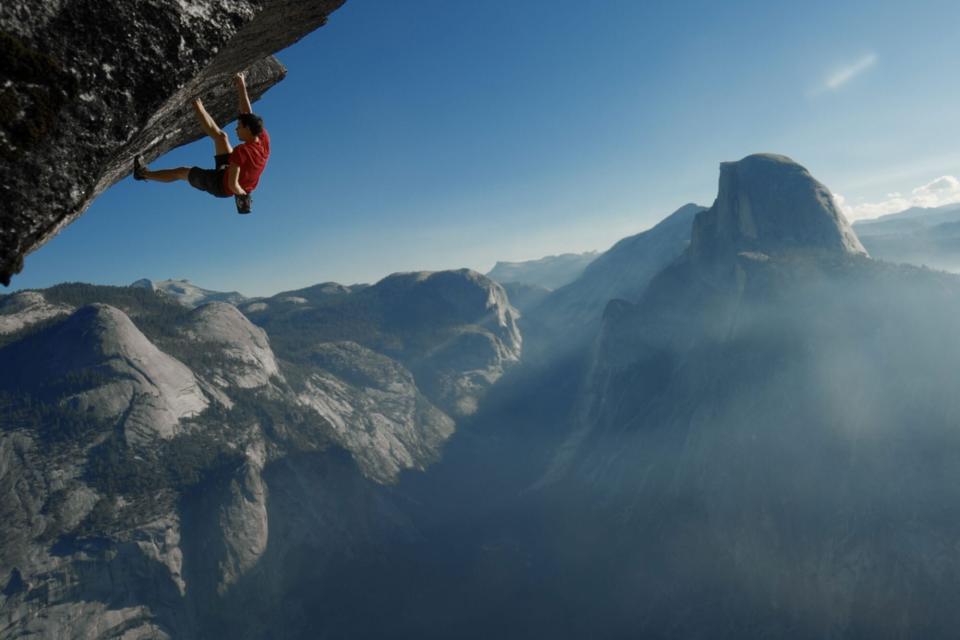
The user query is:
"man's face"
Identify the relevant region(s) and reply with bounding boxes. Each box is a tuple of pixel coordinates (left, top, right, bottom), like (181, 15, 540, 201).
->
(236, 121, 251, 140)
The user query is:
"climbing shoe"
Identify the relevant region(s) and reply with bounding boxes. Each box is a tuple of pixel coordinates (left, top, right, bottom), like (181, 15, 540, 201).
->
(133, 156, 147, 181)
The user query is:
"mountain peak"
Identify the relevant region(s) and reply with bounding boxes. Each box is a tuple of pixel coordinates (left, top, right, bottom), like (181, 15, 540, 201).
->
(689, 154, 866, 261)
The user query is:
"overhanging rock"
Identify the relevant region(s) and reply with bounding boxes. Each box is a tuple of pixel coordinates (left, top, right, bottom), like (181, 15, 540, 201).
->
(0, 0, 346, 286)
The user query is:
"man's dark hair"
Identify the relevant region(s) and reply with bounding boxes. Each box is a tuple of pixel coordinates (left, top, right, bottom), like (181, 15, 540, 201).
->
(238, 112, 264, 136)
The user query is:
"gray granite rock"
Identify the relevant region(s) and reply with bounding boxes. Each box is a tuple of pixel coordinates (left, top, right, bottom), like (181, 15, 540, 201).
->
(216, 440, 268, 593)
(132, 278, 247, 308)
(689, 153, 866, 262)
(368, 269, 522, 416)
(0, 272, 502, 637)
(297, 341, 455, 483)
(180, 301, 280, 389)
(0, 290, 72, 334)
(1, 303, 208, 443)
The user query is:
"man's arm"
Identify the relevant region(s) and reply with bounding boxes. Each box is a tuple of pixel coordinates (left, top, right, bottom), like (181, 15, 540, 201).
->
(226, 164, 246, 195)
(235, 72, 253, 114)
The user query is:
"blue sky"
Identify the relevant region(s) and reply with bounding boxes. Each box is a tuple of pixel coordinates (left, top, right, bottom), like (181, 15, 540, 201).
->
(13, 0, 960, 297)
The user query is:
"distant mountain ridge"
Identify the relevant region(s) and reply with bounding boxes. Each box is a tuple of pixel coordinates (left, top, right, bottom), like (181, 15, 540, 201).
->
(130, 278, 247, 308)
(853, 202, 960, 272)
(854, 202, 960, 232)
(527, 202, 706, 347)
(487, 251, 599, 290)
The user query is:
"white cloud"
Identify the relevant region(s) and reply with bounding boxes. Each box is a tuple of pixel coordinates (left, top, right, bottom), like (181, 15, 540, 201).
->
(813, 53, 877, 95)
(834, 175, 960, 221)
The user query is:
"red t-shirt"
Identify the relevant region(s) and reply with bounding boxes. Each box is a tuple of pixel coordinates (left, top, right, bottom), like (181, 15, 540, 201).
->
(224, 129, 270, 194)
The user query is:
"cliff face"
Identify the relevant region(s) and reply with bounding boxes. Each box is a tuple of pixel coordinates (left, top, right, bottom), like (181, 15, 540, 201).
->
(529, 202, 705, 349)
(689, 154, 866, 262)
(0, 0, 346, 286)
(523, 156, 960, 638)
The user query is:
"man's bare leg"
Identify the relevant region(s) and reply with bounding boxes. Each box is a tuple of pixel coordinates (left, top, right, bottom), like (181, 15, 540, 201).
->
(133, 97, 232, 182)
(140, 167, 191, 183)
(192, 97, 233, 156)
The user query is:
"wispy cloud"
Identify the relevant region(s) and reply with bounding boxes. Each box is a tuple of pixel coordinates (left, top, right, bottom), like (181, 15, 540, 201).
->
(812, 53, 877, 95)
(834, 175, 960, 221)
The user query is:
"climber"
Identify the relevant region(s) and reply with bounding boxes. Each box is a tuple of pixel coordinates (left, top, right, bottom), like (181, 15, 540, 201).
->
(132, 72, 270, 214)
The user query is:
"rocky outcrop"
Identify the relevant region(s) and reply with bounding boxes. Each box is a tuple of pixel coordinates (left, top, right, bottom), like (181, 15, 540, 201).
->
(689, 153, 866, 261)
(180, 301, 280, 389)
(249, 269, 522, 418)
(367, 270, 522, 416)
(215, 440, 268, 593)
(0, 0, 346, 286)
(0, 303, 208, 443)
(0, 290, 72, 335)
(297, 341, 455, 483)
(0, 429, 185, 639)
(131, 278, 247, 308)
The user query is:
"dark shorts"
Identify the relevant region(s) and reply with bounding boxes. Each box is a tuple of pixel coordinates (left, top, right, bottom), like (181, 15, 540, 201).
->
(188, 153, 231, 198)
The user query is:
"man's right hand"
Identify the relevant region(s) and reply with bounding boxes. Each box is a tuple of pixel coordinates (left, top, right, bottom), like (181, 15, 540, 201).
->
(234, 72, 246, 87)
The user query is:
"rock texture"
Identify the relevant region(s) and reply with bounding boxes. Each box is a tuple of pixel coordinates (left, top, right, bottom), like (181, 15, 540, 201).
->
(247, 269, 523, 418)
(297, 341, 455, 483)
(0, 429, 185, 639)
(0, 0, 346, 286)
(0, 290, 72, 334)
(180, 301, 280, 388)
(0, 271, 507, 638)
(689, 153, 866, 261)
(0, 303, 208, 443)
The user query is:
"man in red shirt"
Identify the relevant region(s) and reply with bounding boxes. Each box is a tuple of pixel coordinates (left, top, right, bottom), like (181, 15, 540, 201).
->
(133, 72, 270, 214)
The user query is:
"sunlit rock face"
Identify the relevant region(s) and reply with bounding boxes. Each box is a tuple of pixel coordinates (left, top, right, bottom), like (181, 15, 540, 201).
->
(296, 341, 454, 484)
(689, 154, 866, 262)
(180, 302, 280, 389)
(0, 0, 346, 286)
(131, 278, 247, 308)
(0, 273, 509, 639)
(0, 290, 72, 335)
(364, 269, 522, 417)
(249, 269, 522, 418)
(0, 303, 208, 443)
